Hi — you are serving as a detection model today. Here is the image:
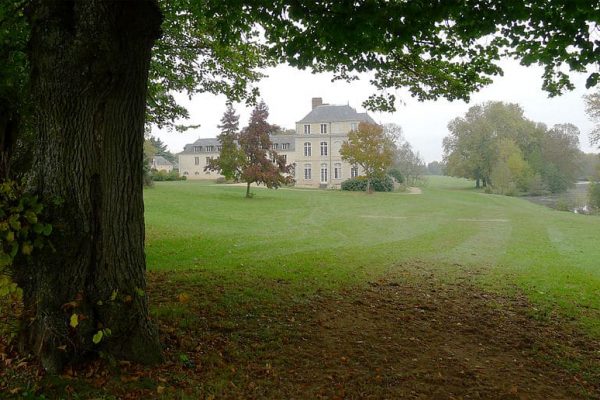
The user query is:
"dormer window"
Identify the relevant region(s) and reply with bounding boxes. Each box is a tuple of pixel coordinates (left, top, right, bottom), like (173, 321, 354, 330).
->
(206, 145, 214, 152)
(193, 146, 202, 152)
(304, 124, 311, 134)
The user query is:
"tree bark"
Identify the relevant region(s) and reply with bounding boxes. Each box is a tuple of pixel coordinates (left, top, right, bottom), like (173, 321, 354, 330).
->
(246, 182, 251, 198)
(13, 0, 163, 373)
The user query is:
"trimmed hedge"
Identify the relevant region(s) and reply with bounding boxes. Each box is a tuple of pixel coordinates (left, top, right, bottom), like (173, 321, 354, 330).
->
(341, 175, 394, 192)
(150, 170, 186, 181)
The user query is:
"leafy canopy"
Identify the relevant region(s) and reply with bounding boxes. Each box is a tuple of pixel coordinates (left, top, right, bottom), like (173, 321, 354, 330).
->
(2, 0, 600, 128)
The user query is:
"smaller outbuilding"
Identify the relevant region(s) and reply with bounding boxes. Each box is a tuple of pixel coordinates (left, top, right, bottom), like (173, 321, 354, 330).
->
(150, 155, 174, 172)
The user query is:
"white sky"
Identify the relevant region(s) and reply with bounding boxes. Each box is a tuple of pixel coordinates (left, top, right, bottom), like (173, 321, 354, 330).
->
(152, 59, 598, 163)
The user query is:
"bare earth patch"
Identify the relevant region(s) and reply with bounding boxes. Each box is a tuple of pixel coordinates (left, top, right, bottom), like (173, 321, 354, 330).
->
(2, 265, 599, 399)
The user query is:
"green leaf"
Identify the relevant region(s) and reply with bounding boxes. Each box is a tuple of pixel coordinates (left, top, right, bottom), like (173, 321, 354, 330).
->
(42, 224, 52, 236)
(110, 290, 118, 301)
(69, 313, 79, 328)
(92, 330, 104, 344)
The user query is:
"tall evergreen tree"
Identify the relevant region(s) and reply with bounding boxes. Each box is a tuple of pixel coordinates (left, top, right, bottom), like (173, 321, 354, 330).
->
(206, 104, 245, 181)
(147, 136, 175, 164)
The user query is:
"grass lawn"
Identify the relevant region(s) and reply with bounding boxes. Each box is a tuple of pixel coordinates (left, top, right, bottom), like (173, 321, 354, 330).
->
(3, 176, 600, 399)
(145, 177, 600, 335)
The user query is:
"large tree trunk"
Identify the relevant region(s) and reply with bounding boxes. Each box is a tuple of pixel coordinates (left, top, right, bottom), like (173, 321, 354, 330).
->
(13, 0, 163, 373)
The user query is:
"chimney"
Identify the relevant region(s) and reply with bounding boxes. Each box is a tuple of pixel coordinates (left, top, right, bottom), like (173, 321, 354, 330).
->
(312, 97, 323, 109)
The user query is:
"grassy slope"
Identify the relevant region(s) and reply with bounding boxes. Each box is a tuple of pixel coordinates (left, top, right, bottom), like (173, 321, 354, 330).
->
(144, 177, 600, 335)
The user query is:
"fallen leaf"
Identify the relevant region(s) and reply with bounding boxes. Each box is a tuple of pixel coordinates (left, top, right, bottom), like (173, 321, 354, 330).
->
(177, 293, 190, 304)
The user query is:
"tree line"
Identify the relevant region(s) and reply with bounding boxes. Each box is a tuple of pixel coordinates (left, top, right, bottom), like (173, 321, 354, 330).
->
(443, 102, 584, 195)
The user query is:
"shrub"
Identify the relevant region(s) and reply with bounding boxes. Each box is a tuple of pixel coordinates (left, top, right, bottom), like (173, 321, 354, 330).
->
(388, 168, 404, 184)
(555, 197, 572, 212)
(150, 170, 185, 181)
(341, 175, 394, 192)
(589, 181, 600, 210)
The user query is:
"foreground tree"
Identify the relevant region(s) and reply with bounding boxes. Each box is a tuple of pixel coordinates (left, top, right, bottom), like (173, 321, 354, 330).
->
(207, 101, 293, 197)
(341, 123, 395, 193)
(2, 0, 600, 371)
(11, 1, 164, 372)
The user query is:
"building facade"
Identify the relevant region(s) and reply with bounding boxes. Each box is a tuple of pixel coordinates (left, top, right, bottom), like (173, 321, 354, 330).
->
(178, 98, 376, 188)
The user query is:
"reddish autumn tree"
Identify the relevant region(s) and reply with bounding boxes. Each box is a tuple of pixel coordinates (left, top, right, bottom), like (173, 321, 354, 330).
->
(206, 101, 293, 197)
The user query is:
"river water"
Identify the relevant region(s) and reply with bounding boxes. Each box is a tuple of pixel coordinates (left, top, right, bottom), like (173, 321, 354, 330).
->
(522, 181, 592, 214)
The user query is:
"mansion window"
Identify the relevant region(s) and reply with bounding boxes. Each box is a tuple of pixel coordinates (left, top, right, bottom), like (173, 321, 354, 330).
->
(320, 124, 327, 134)
(281, 154, 287, 163)
(194, 156, 200, 165)
(304, 124, 311, 134)
(351, 122, 358, 131)
(217, 145, 222, 151)
(304, 164, 312, 180)
(193, 146, 202, 152)
(205, 145, 214, 152)
(320, 164, 328, 183)
(334, 163, 342, 179)
(281, 143, 289, 150)
(320, 141, 328, 156)
(206, 157, 212, 164)
(271, 143, 279, 150)
(304, 142, 312, 157)
(351, 165, 359, 178)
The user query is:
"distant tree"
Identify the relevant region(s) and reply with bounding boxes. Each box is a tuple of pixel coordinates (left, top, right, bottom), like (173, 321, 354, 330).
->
(541, 124, 581, 193)
(426, 161, 444, 175)
(443, 104, 497, 188)
(490, 138, 531, 195)
(340, 122, 395, 193)
(584, 91, 600, 148)
(147, 136, 176, 164)
(578, 153, 600, 180)
(143, 140, 157, 187)
(589, 181, 600, 211)
(387, 167, 404, 184)
(395, 142, 426, 186)
(207, 101, 293, 197)
(206, 104, 245, 181)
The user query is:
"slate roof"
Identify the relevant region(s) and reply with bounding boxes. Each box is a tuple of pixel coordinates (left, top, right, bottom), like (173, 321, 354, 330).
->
(180, 135, 295, 154)
(152, 155, 172, 166)
(297, 104, 377, 124)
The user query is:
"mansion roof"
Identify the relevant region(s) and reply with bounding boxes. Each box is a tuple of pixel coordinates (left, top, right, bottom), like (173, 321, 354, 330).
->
(297, 104, 376, 124)
(180, 135, 295, 154)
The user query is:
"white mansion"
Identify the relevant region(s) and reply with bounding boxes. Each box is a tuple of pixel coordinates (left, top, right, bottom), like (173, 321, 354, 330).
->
(178, 98, 377, 188)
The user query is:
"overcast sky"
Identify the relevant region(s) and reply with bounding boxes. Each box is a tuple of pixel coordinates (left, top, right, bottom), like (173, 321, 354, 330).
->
(152, 59, 598, 163)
